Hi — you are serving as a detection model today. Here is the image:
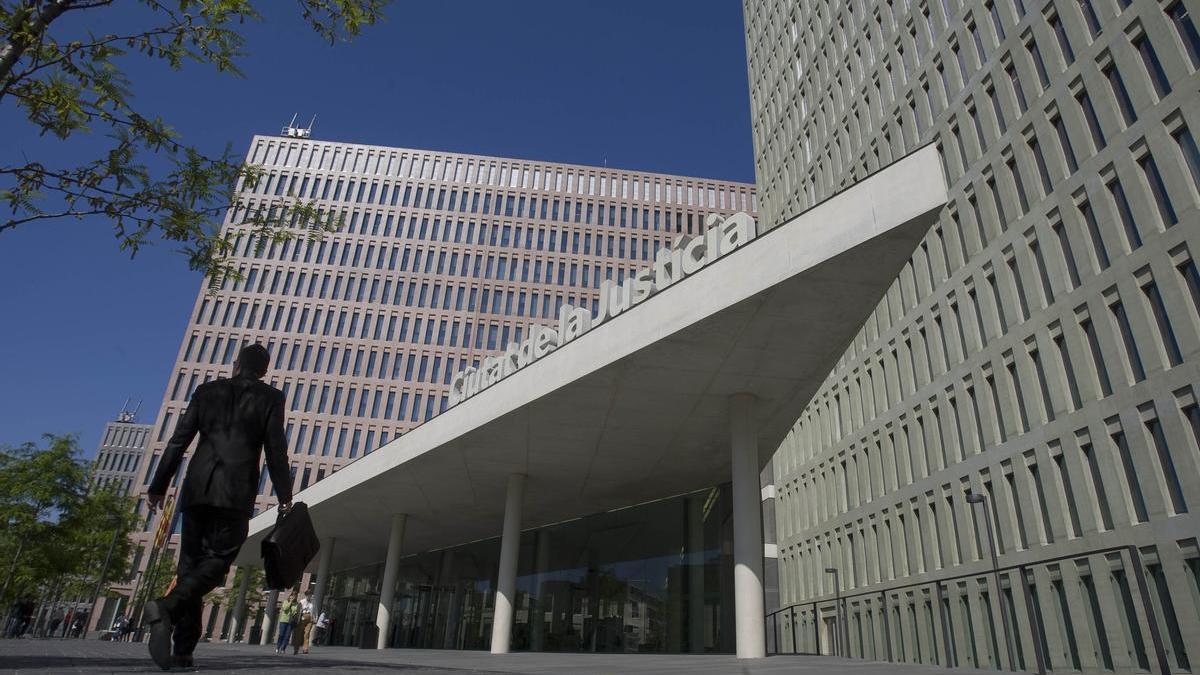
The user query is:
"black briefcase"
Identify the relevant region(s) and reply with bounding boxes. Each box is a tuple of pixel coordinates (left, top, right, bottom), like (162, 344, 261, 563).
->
(261, 502, 320, 590)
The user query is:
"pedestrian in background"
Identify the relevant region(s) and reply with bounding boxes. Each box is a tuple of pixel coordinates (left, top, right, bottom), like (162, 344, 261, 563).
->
(313, 610, 329, 646)
(292, 589, 313, 654)
(274, 591, 298, 654)
(110, 614, 126, 642)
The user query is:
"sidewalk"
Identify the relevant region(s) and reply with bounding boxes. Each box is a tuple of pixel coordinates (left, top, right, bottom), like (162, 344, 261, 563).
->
(0, 638, 1005, 674)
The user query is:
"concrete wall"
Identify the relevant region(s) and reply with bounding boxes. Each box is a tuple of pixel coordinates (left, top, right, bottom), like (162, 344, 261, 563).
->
(746, 0, 1200, 670)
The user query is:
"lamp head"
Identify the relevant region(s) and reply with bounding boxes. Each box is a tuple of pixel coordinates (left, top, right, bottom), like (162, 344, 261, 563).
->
(824, 567, 838, 574)
(965, 492, 986, 504)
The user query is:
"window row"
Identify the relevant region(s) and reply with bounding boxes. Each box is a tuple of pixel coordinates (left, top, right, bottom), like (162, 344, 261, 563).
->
(241, 171, 754, 224)
(101, 425, 150, 450)
(247, 139, 755, 210)
(95, 449, 141, 476)
(223, 216, 676, 277)
(192, 292, 588, 345)
(224, 254, 641, 302)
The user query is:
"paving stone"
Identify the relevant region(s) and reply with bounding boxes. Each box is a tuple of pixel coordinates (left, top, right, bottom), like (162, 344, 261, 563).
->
(0, 638, 1006, 674)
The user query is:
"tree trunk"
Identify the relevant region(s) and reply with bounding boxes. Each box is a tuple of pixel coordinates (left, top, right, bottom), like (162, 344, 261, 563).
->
(0, 1, 73, 96)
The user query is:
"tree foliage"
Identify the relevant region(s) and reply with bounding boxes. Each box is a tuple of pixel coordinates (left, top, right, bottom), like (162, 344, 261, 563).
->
(136, 544, 177, 605)
(0, 434, 138, 607)
(210, 566, 264, 613)
(0, 1, 386, 285)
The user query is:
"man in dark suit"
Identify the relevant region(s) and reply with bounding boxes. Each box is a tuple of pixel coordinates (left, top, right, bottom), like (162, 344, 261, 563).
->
(144, 344, 292, 670)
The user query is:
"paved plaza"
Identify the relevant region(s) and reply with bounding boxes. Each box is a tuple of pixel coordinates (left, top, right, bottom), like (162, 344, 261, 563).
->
(0, 639, 1005, 675)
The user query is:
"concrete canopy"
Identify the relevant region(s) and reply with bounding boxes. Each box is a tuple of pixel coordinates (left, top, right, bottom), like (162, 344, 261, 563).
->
(235, 146, 948, 572)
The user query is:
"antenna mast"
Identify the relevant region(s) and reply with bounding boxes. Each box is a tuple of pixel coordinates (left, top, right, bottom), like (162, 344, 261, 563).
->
(282, 112, 313, 139)
(117, 397, 135, 423)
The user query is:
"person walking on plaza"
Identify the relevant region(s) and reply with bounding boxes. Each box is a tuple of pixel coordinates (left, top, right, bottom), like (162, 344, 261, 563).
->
(292, 589, 314, 654)
(143, 344, 294, 671)
(313, 610, 329, 646)
(274, 591, 299, 654)
(110, 614, 127, 642)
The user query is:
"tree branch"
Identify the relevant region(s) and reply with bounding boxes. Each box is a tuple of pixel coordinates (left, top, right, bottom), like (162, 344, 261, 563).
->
(0, 1, 75, 86)
(0, 208, 111, 232)
(2, 26, 180, 99)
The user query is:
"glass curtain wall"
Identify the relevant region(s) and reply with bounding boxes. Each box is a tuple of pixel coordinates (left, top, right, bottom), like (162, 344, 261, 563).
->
(325, 485, 736, 653)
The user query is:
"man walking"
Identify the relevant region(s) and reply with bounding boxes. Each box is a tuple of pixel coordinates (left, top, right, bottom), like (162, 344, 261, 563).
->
(144, 344, 293, 671)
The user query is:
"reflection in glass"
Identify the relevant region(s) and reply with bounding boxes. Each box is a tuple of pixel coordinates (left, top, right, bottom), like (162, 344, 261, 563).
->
(324, 485, 736, 653)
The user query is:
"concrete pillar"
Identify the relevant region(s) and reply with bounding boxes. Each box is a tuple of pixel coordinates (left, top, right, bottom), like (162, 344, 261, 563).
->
(375, 514, 407, 649)
(490, 473, 526, 654)
(731, 393, 766, 658)
(227, 569, 250, 644)
(446, 585, 464, 648)
(312, 538, 335, 617)
(260, 589, 279, 645)
(439, 551, 460, 649)
(529, 530, 551, 651)
(688, 495, 706, 653)
(667, 566, 683, 652)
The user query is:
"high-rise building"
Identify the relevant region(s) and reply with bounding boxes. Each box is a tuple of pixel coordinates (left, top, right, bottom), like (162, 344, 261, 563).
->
(88, 405, 152, 497)
(125, 134, 758, 642)
(84, 405, 152, 633)
(746, 0, 1200, 671)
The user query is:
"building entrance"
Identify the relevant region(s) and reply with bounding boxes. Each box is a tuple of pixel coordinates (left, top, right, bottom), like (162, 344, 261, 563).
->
(328, 486, 737, 653)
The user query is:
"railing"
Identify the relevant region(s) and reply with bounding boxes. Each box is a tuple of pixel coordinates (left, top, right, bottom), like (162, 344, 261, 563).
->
(765, 544, 1173, 675)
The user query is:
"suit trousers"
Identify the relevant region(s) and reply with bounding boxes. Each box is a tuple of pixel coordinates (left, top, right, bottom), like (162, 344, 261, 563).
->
(160, 506, 249, 656)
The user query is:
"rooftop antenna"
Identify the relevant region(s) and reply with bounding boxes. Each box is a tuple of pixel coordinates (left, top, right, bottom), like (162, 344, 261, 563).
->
(281, 112, 312, 139)
(117, 397, 135, 423)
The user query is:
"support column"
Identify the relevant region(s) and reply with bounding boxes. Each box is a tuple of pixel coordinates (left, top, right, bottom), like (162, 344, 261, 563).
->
(688, 495, 706, 653)
(490, 473, 526, 654)
(730, 393, 766, 658)
(260, 589, 279, 645)
(375, 514, 407, 649)
(529, 530, 551, 651)
(312, 538, 335, 617)
(440, 551, 461, 649)
(227, 569, 250, 644)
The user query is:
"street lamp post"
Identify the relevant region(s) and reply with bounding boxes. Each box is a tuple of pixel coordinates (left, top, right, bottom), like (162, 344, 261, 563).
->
(966, 491, 1015, 671)
(824, 567, 848, 658)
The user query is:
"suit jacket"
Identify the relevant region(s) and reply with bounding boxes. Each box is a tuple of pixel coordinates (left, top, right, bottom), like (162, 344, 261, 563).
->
(150, 374, 293, 517)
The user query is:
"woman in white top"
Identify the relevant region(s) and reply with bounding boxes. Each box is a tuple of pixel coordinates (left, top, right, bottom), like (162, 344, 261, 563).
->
(293, 589, 314, 654)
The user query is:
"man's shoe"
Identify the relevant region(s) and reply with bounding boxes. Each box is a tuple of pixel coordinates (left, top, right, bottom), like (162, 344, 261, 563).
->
(172, 654, 195, 670)
(143, 600, 173, 671)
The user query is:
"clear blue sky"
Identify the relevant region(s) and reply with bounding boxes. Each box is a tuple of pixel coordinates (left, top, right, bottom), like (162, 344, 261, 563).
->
(0, 0, 754, 460)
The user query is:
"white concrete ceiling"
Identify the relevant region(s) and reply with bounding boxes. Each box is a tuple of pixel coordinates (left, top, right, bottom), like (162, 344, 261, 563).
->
(235, 146, 948, 571)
